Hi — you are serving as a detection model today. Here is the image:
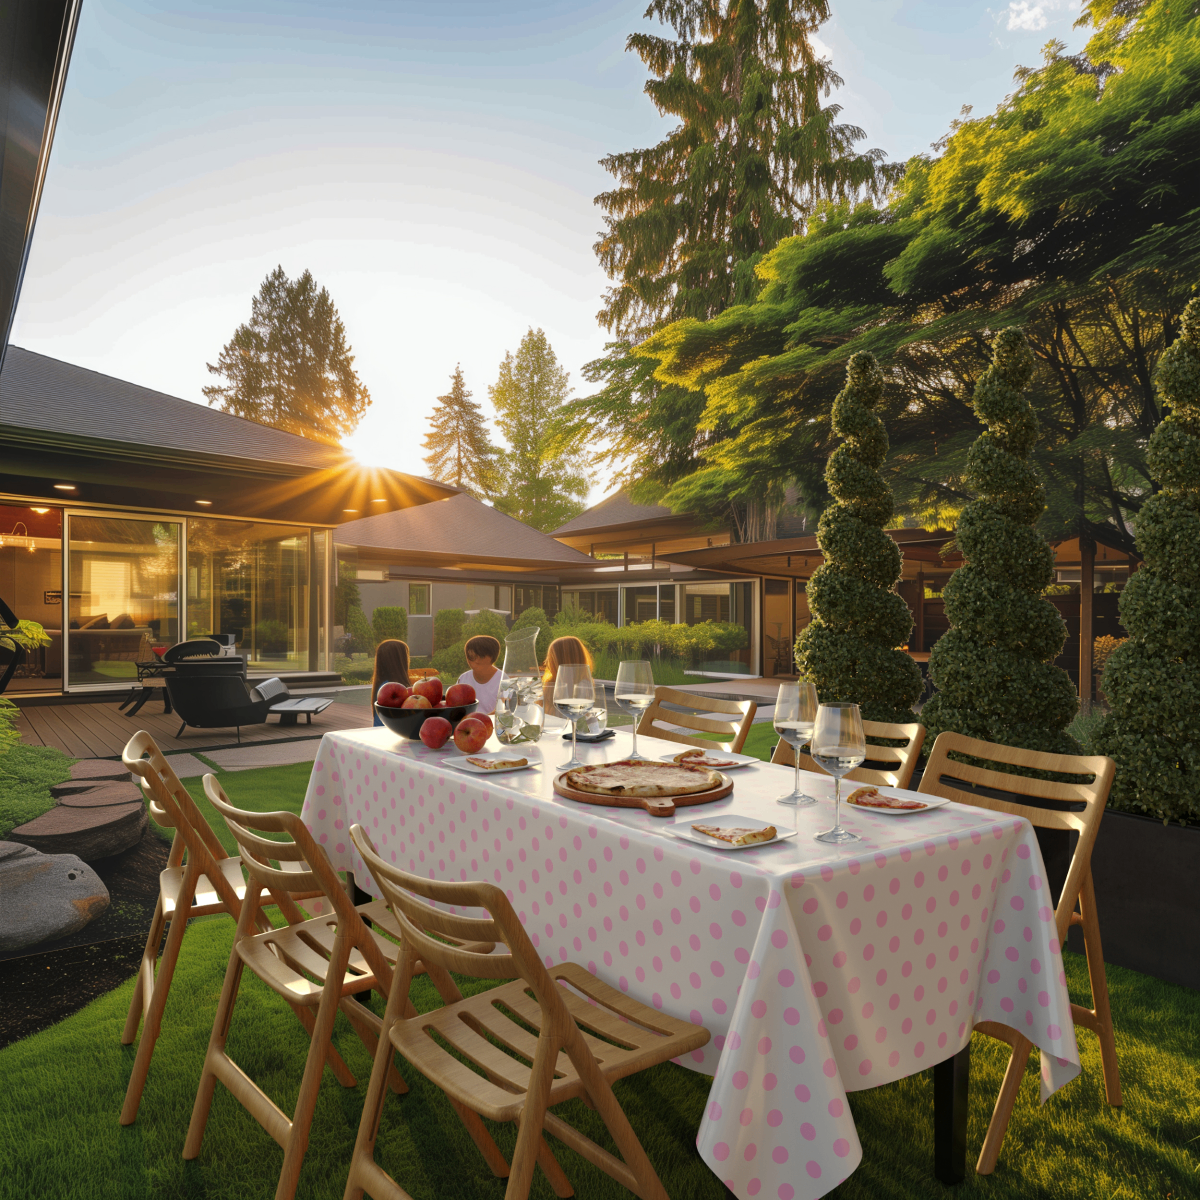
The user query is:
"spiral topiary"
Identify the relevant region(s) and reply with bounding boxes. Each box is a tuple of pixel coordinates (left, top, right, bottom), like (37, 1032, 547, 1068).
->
(920, 328, 1079, 754)
(1092, 298, 1200, 823)
(795, 352, 922, 723)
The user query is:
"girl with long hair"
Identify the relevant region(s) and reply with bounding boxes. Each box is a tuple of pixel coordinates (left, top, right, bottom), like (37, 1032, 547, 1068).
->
(371, 639, 411, 728)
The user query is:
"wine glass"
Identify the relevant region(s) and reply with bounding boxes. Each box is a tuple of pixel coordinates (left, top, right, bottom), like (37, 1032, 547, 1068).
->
(614, 660, 656, 761)
(555, 663, 596, 770)
(811, 702, 866, 845)
(774, 681, 819, 808)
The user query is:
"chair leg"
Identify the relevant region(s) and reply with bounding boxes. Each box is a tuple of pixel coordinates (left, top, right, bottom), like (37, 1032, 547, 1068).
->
(505, 1040, 559, 1200)
(176, 720, 186, 739)
(1078, 874, 1122, 1106)
(975, 1030, 1034, 1176)
(274, 935, 354, 1200)
(122, 894, 167, 1046)
(120, 868, 199, 1124)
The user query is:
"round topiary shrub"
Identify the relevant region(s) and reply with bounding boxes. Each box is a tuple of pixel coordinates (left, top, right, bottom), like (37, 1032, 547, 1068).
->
(795, 352, 922, 723)
(920, 328, 1079, 754)
(1092, 298, 1200, 823)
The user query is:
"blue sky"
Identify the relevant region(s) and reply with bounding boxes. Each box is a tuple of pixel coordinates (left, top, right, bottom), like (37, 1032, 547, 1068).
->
(13, 0, 1089, 495)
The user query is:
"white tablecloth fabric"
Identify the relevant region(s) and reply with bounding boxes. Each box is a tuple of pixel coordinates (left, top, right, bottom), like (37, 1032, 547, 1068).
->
(300, 727, 1080, 1200)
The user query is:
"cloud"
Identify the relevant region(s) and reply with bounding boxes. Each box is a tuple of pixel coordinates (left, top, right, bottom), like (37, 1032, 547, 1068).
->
(1006, 2, 1049, 30)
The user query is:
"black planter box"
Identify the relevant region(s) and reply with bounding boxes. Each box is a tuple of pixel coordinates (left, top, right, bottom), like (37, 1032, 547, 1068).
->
(1083, 810, 1200, 992)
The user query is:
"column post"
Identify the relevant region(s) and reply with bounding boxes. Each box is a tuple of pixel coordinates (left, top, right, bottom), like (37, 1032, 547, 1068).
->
(1079, 536, 1095, 703)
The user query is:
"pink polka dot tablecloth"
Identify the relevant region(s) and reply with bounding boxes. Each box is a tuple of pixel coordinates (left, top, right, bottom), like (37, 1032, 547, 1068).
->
(301, 727, 1080, 1200)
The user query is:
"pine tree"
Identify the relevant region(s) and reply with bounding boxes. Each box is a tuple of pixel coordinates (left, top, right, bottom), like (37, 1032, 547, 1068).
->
(422, 365, 500, 497)
(490, 328, 592, 532)
(795, 353, 922, 722)
(595, 0, 893, 339)
(204, 266, 370, 444)
(921, 329, 1079, 754)
(1093, 297, 1200, 823)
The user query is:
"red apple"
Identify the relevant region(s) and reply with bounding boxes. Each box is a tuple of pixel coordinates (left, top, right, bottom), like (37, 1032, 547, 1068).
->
(419, 715, 453, 749)
(464, 712, 493, 738)
(413, 677, 443, 705)
(376, 682, 409, 708)
(401, 694, 432, 710)
(445, 682, 476, 708)
(453, 717, 489, 753)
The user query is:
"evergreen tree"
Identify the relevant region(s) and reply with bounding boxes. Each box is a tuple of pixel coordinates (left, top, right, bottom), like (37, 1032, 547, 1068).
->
(422, 364, 500, 497)
(795, 353, 921, 722)
(1093, 298, 1200, 823)
(490, 328, 591, 532)
(921, 329, 1079, 754)
(595, 0, 893, 339)
(204, 266, 370, 444)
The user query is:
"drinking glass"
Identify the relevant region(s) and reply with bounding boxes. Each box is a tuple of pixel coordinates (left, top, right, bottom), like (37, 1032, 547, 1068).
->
(774, 681, 819, 807)
(614, 660, 655, 761)
(555, 663, 596, 770)
(811, 702, 866, 844)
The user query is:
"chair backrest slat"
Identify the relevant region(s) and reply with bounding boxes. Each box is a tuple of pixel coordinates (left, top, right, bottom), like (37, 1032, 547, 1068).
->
(772, 720, 926, 789)
(351, 825, 521, 983)
(637, 686, 756, 754)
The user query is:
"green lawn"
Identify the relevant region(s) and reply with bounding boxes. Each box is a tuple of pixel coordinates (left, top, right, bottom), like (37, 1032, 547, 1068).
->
(0, 743, 73, 837)
(1, 758, 1195, 1200)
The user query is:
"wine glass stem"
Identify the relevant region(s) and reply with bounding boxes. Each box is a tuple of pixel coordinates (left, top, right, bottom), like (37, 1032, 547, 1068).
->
(794, 756, 801, 799)
(833, 776, 841, 830)
(572, 718, 578, 763)
(630, 717, 637, 759)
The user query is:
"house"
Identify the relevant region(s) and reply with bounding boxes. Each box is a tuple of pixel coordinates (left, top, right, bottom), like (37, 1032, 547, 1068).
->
(0, 347, 454, 696)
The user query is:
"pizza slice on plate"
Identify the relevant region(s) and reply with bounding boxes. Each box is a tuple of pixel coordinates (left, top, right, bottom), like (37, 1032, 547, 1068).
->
(691, 823, 777, 846)
(846, 786, 927, 810)
(672, 749, 738, 769)
(467, 757, 528, 771)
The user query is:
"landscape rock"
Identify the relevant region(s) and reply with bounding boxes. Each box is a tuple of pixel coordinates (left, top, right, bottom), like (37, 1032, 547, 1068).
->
(56, 782, 143, 808)
(52, 760, 134, 796)
(0, 841, 110, 953)
(10, 802, 147, 862)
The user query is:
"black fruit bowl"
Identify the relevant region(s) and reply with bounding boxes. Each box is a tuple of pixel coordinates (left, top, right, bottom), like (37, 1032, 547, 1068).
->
(374, 701, 479, 740)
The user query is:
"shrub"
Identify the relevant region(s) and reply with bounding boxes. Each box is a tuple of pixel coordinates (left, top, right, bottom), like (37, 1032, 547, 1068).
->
(432, 640, 469, 678)
(920, 329, 1079, 754)
(1093, 298, 1200, 823)
(433, 608, 465, 652)
(0, 743, 72, 837)
(345, 607, 373, 655)
(555, 605, 602, 628)
(796, 352, 922, 722)
(510, 606, 552, 664)
(0, 697, 19, 755)
(463, 610, 508, 643)
(372, 606, 408, 645)
(1092, 635, 1126, 674)
(255, 619, 289, 653)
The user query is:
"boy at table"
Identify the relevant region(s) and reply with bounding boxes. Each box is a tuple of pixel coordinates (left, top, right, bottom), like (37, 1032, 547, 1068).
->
(458, 635, 501, 714)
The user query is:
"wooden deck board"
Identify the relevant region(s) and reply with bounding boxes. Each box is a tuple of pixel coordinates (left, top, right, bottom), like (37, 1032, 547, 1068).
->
(13, 699, 374, 760)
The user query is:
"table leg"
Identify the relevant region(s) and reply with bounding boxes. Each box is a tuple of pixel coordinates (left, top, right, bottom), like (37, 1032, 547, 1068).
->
(934, 1041, 970, 1185)
(125, 688, 150, 717)
(162, 688, 172, 714)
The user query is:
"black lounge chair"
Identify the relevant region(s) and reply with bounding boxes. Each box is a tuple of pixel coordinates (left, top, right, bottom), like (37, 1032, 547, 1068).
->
(165, 674, 332, 742)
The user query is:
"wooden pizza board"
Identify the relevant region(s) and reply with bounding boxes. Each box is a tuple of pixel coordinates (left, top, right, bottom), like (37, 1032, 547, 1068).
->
(552, 771, 734, 817)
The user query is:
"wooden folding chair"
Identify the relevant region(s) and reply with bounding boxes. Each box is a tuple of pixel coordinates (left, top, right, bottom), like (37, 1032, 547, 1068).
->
(771, 719, 926, 788)
(636, 685, 757, 754)
(918, 732, 1121, 1173)
(120, 730, 322, 1125)
(342, 822, 712, 1200)
(184, 775, 439, 1200)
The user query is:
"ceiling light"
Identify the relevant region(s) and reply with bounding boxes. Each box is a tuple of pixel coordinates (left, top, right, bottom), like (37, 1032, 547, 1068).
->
(30, 507, 49, 514)
(343, 508, 359, 513)
(195, 499, 212, 506)
(371, 498, 386, 502)
(53, 483, 76, 491)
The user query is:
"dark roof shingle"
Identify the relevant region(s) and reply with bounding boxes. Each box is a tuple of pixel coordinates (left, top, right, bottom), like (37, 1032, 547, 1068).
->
(551, 490, 677, 535)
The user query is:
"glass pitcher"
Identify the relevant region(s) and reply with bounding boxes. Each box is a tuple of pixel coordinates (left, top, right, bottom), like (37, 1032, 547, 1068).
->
(496, 626, 545, 744)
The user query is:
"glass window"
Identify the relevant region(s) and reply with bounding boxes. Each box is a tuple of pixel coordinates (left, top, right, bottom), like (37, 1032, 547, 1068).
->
(561, 588, 618, 624)
(623, 586, 658, 624)
(68, 515, 179, 686)
(0, 503, 63, 692)
(658, 585, 676, 624)
(681, 581, 754, 674)
(187, 518, 309, 671)
(408, 583, 430, 615)
(762, 578, 792, 677)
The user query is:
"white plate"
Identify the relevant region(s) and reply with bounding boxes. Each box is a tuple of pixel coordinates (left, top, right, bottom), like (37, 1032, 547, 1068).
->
(442, 754, 542, 775)
(656, 750, 759, 770)
(665, 814, 796, 851)
(842, 788, 950, 816)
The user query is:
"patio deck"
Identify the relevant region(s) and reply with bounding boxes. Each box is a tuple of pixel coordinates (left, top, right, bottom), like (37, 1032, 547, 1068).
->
(13, 697, 374, 760)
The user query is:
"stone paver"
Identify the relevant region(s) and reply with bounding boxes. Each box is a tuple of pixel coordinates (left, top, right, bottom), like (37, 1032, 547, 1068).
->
(205, 741, 321, 772)
(162, 754, 211, 780)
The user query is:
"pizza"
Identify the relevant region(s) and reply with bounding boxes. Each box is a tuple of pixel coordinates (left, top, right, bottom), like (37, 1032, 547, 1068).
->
(467, 757, 528, 771)
(563, 759, 721, 797)
(846, 786, 927, 811)
(672, 748, 738, 769)
(691, 823, 777, 846)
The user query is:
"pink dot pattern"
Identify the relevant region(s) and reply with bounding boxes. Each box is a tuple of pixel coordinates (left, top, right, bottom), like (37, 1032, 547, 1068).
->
(303, 729, 1080, 1200)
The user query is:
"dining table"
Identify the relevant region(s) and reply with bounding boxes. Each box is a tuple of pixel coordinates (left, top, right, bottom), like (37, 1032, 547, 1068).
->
(300, 725, 1081, 1200)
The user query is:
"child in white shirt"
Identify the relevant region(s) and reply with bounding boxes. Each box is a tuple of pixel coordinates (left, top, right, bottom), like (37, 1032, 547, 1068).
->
(457, 634, 502, 714)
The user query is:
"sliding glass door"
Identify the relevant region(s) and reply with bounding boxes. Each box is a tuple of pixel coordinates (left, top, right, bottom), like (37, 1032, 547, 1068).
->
(65, 514, 180, 688)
